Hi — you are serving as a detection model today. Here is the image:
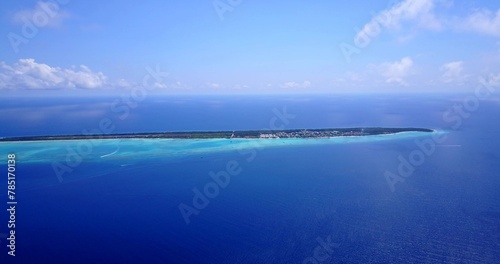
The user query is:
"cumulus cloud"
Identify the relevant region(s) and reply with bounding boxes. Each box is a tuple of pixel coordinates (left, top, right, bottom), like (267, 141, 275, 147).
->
(356, 0, 442, 43)
(458, 9, 500, 37)
(0, 59, 108, 89)
(0, 60, 177, 91)
(374, 57, 414, 85)
(357, 1, 500, 42)
(281, 81, 311, 89)
(440, 61, 469, 83)
(12, 1, 71, 28)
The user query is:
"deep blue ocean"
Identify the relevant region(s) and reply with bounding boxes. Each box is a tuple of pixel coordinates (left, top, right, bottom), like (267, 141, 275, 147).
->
(0, 94, 499, 263)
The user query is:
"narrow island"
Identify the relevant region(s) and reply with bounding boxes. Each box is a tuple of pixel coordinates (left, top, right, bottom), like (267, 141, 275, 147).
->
(0, 127, 433, 142)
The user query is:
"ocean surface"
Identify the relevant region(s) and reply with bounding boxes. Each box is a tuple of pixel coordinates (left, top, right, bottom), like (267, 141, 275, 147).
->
(0, 94, 499, 263)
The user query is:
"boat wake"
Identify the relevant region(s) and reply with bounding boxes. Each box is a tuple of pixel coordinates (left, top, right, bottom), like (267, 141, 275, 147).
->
(100, 147, 120, 158)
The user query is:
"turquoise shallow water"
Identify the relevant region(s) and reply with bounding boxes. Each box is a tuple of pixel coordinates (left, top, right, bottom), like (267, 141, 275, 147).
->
(2, 132, 443, 193)
(0, 131, 440, 164)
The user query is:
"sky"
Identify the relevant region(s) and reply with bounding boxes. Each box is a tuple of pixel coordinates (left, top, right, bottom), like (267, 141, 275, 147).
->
(0, 0, 499, 95)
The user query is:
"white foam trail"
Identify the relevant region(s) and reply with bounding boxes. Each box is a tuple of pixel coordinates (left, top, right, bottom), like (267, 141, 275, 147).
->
(100, 148, 119, 158)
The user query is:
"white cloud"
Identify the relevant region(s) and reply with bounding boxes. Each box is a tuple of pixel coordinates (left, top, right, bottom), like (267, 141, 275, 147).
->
(115, 78, 132, 88)
(356, 0, 442, 42)
(374, 57, 414, 85)
(356, 1, 500, 41)
(12, 1, 71, 28)
(440, 61, 469, 83)
(152, 82, 168, 89)
(281, 81, 311, 89)
(148, 80, 187, 90)
(0, 59, 108, 89)
(233, 84, 249, 90)
(334, 72, 364, 84)
(206, 82, 221, 89)
(282, 82, 299, 88)
(459, 9, 500, 37)
(0, 59, 181, 92)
